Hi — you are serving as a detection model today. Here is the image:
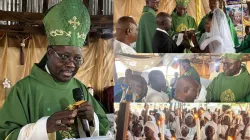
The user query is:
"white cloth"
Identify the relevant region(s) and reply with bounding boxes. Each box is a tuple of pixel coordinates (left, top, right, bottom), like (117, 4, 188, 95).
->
(200, 8, 235, 53)
(194, 85, 207, 102)
(18, 114, 99, 140)
(209, 71, 220, 80)
(113, 39, 137, 54)
(218, 124, 228, 140)
(201, 121, 218, 140)
(202, 111, 212, 121)
(198, 32, 211, 45)
(187, 126, 197, 140)
(170, 98, 182, 103)
(145, 86, 169, 102)
(144, 121, 160, 140)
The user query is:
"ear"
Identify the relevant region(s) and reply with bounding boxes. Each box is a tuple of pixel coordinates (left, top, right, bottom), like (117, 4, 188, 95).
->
(184, 87, 189, 94)
(126, 28, 131, 35)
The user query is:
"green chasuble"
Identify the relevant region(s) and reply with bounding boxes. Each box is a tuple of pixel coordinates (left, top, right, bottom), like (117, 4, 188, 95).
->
(136, 6, 157, 53)
(171, 12, 197, 33)
(236, 35, 250, 53)
(206, 66, 250, 102)
(198, 13, 239, 47)
(0, 64, 110, 140)
(183, 67, 201, 85)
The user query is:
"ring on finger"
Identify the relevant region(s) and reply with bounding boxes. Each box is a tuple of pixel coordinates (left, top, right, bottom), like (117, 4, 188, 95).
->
(56, 120, 62, 125)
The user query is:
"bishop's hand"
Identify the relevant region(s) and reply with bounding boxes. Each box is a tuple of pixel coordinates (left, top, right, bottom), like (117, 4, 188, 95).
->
(47, 109, 77, 133)
(77, 101, 94, 121)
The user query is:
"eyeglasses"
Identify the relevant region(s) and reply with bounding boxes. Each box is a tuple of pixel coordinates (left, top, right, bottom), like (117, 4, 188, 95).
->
(50, 47, 84, 66)
(221, 61, 237, 67)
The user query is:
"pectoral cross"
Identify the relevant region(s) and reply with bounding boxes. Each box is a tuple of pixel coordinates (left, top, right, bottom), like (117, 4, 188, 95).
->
(16, 36, 30, 65)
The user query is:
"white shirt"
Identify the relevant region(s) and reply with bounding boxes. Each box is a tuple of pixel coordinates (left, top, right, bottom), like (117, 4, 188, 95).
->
(209, 71, 220, 80)
(145, 86, 169, 102)
(113, 39, 137, 54)
(156, 28, 169, 36)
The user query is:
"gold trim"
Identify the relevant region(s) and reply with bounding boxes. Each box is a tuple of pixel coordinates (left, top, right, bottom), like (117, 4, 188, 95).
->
(4, 129, 16, 140)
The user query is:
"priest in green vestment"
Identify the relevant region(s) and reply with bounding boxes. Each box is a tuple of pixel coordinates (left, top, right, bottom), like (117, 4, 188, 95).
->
(206, 54, 250, 102)
(171, 0, 197, 33)
(182, 59, 201, 86)
(136, 0, 160, 53)
(236, 26, 250, 53)
(0, 0, 110, 140)
(198, 0, 239, 47)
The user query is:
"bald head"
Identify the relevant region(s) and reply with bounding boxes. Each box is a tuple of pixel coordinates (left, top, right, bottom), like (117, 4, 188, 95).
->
(175, 76, 199, 102)
(116, 16, 138, 45)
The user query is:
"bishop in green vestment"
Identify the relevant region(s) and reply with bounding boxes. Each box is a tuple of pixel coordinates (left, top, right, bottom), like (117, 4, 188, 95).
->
(0, 0, 109, 140)
(206, 54, 250, 102)
(198, 0, 239, 47)
(136, 0, 160, 53)
(171, 0, 197, 33)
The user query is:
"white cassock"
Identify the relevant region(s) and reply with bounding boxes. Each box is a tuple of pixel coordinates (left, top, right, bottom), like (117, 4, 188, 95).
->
(17, 113, 100, 140)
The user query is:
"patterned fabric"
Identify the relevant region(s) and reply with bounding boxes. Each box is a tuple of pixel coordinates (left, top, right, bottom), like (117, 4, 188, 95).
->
(43, 0, 90, 47)
(221, 53, 242, 61)
(176, 0, 190, 7)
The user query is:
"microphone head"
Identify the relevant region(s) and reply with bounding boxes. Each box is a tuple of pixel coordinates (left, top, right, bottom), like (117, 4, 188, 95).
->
(73, 88, 84, 102)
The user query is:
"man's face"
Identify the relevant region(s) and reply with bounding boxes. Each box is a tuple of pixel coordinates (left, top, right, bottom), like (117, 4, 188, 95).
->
(125, 69, 132, 77)
(221, 58, 241, 76)
(176, 6, 187, 16)
(205, 126, 215, 138)
(245, 27, 250, 35)
(209, 0, 219, 11)
(148, 0, 160, 11)
(47, 46, 82, 82)
(182, 62, 190, 71)
(144, 126, 154, 139)
(128, 23, 138, 43)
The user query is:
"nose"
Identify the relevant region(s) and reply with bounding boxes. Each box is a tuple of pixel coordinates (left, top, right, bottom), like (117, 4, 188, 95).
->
(65, 58, 76, 68)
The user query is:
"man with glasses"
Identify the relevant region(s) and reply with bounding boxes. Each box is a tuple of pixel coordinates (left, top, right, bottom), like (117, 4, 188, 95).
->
(114, 16, 138, 54)
(0, 0, 109, 140)
(136, 0, 160, 53)
(206, 54, 250, 102)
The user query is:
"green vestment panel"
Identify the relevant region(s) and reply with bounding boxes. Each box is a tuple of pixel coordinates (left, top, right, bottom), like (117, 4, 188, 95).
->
(206, 66, 250, 102)
(136, 6, 157, 53)
(171, 12, 197, 33)
(0, 64, 110, 140)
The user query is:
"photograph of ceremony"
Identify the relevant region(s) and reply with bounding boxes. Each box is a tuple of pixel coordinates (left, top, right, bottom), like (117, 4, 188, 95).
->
(114, 53, 250, 103)
(114, 102, 250, 140)
(113, 0, 250, 53)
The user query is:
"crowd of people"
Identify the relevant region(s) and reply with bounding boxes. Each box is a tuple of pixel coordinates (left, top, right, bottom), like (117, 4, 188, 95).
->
(114, 54, 250, 103)
(114, 103, 250, 140)
(114, 0, 250, 53)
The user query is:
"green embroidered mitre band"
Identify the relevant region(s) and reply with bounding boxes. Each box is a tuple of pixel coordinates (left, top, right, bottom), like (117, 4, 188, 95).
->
(221, 54, 243, 61)
(43, 0, 90, 48)
(176, 0, 190, 7)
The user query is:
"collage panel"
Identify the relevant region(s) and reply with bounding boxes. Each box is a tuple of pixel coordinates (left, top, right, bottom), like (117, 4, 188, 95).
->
(114, 102, 250, 140)
(114, 53, 250, 103)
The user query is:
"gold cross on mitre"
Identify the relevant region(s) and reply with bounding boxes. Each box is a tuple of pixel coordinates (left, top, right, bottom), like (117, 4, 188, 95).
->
(68, 16, 81, 30)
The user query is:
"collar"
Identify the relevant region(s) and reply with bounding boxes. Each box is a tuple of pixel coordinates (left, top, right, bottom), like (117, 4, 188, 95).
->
(233, 67, 242, 77)
(45, 64, 51, 75)
(156, 28, 169, 36)
(143, 6, 156, 16)
(171, 98, 184, 103)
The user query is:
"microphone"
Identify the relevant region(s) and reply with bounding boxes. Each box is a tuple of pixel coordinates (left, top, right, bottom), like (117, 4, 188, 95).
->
(73, 88, 91, 137)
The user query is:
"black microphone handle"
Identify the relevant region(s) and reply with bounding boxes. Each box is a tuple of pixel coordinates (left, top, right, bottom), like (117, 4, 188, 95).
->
(79, 118, 90, 137)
